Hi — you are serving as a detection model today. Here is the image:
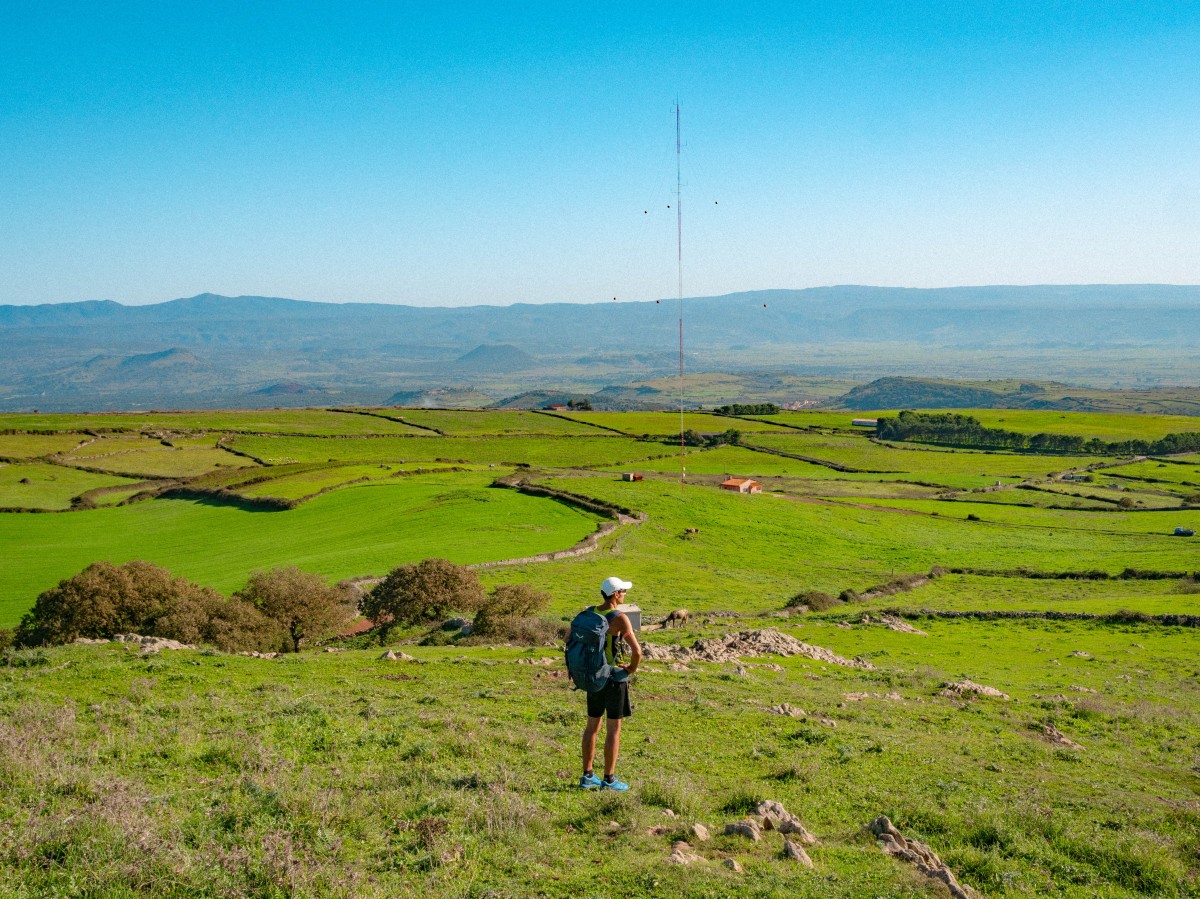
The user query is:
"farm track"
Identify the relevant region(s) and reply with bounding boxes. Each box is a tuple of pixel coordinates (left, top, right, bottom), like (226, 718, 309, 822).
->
(349, 478, 647, 589)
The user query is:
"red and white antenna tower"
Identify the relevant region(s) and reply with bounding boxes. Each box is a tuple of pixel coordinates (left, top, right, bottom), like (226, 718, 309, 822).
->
(675, 101, 685, 492)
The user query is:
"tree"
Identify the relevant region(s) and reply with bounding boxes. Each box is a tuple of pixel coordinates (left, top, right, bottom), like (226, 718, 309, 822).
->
(234, 567, 356, 653)
(362, 558, 485, 640)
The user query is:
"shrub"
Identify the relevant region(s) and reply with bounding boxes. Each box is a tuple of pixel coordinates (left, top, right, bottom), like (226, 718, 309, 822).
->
(470, 584, 562, 644)
(473, 584, 551, 635)
(15, 559, 282, 652)
(363, 559, 486, 639)
(155, 588, 279, 653)
(462, 617, 566, 646)
(234, 567, 357, 653)
(786, 590, 840, 612)
(16, 561, 222, 647)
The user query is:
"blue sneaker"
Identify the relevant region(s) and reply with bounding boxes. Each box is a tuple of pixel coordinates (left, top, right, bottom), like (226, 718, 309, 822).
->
(600, 775, 629, 792)
(579, 772, 603, 790)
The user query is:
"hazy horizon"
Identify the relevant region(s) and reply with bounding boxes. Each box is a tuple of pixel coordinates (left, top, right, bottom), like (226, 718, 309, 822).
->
(3, 3, 1199, 307)
(8, 281, 1200, 310)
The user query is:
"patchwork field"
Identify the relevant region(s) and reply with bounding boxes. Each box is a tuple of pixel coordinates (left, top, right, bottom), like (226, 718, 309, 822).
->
(379, 408, 610, 436)
(228, 434, 670, 468)
(0, 432, 90, 459)
(559, 410, 796, 436)
(0, 462, 141, 510)
(3, 406, 1200, 897)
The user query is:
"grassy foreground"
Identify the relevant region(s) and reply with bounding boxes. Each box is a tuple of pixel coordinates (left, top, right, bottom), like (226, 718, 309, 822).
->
(3, 614, 1198, 898)
(3, 406, 1200, 896)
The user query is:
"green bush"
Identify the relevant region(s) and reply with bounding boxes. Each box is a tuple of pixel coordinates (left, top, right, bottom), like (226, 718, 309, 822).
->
(786, 590, 840, 612)
(14, 560, 283, 653)
(473, 584, 551, 636)
(469, 583, 562, 645)
(362, 559, 486, 640)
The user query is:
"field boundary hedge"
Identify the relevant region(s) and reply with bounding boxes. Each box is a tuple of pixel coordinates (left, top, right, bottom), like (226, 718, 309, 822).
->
(329, 408, 446, 435)
(884, 607, 1200, 628)
(738, 441, 894, 474)
(490, 474, 643, 521)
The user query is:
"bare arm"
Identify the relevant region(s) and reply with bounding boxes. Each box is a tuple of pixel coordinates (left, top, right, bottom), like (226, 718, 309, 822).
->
(612, 613, 642, 675)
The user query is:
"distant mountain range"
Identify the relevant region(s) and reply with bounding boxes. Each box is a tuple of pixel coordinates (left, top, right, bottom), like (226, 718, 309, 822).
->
(2, 285, 1198, 411)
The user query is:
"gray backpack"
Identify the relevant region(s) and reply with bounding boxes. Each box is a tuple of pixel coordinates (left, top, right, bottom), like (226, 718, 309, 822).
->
(564, 607, 614, 692)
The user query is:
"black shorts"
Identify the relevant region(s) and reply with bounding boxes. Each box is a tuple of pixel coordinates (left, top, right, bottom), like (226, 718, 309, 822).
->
(586, 679, 632, 720)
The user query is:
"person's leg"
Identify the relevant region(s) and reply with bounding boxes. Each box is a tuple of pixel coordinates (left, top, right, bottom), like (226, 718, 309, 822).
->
(602, 717, 622, 777)
(582, 715, 603, 773)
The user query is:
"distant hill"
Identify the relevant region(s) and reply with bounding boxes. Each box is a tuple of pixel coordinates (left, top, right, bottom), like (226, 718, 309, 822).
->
(454, 344, 537, 373)
(119, 348, 202, 369)
(384, 387, 494, 408)
(5, 286, 1200, 411)
(253, 381, 327, 396)
(833, 377, 1200, 415)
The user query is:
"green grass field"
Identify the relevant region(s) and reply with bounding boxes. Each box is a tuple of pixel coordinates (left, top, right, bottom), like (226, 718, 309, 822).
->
(0, 472, 603, 626)
(0, 408, 429, 435)
(559, 410, 795, 436)
(0, 462, 142, 510)
(966, 409, 1200, 441)
(851, 571, 1200, 616)
(6, 407, 1200, 897)
(0, 432, 89, 458)
(228, 434, 670, 468)
(746, 432, 1090, 488)
(64, 446, 259, 478)
(380, 408, 611, 436)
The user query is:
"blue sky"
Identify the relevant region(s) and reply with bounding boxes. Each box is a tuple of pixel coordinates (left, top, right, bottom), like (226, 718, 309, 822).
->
(2, 1, 1199, 306)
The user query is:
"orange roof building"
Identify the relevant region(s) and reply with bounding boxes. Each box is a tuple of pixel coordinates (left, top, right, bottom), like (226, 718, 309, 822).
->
(720, 477, 762, 494)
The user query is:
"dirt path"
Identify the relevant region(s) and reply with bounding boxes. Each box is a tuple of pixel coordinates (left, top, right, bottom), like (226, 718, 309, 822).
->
(347, 510, 645, 589)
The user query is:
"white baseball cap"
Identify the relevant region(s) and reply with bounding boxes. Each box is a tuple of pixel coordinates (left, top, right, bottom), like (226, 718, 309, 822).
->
(600, 576, 632, 596)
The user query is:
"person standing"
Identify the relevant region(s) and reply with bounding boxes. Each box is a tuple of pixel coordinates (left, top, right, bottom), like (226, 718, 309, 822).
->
(579, 576, 642, 791)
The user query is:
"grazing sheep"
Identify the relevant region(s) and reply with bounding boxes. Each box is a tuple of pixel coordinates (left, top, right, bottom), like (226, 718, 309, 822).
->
(664, 609, 689, 628)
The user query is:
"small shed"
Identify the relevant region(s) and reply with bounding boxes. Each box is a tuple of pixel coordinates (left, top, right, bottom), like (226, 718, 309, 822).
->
(614, 602, 642, 632)
(545, 403, 568, 411)
(851, 418, 878, 428)
(621, 472, 643, 482)
(720, 477, 762, 494)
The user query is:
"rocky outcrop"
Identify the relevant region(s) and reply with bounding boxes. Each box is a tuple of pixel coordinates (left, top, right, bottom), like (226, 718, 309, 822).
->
(869, 815, 980, 899)
(940, 679, 1009, 700)
(724, 820, 762, 841)
(843, 691, 903, 703)
(756, 800, 818, 845)
(75, 634, 196, 653)
(666, 841, 704, 866)
(380, 649, 416, 661)
(783, 840, 814, 866)
(642, 629, 874, 670)
(860, 613, 927, 635)
(1042, 723, 1083, 749)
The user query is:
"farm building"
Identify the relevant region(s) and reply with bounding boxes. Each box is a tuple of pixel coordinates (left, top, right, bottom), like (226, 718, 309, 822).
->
(544, 403, 568, 411)
(851, 418, 878, 428)
(720, 477, 762, 494)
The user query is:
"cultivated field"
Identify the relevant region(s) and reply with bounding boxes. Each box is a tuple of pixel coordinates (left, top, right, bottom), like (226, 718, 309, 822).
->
(2, 406, 1200, 897)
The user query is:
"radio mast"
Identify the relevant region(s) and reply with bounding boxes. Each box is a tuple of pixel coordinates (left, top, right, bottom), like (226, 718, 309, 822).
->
(676, 102, 685, 492)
